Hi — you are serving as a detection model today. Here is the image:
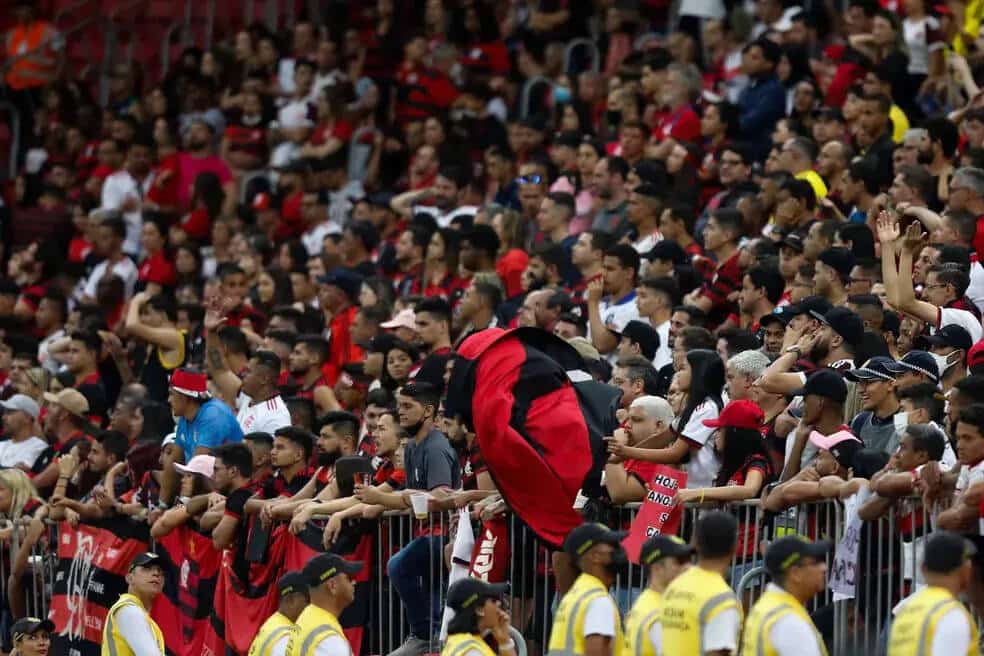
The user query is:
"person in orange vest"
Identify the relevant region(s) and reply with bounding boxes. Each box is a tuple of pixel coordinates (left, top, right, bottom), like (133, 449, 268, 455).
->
(4, 1, 63, 92)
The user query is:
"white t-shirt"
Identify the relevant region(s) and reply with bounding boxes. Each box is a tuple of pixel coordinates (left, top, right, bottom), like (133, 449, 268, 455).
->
(599, 292, 641, 332)
(935, 307, 983, 343)
(968, 259, 984, 315)
(82, 257, 139, 301)
(236, 392, 292, 435)
(269, 633, 289, 656)
(101, 170, 154, 256)
(312, 634, 352, 656)
(412, 204, 479, 229)
(582, 595, 618, 638)
(0, 436, 50, 469)
(675, 400, 721, 489)
(903, 16, 943, 75)
(763, 586, 825, 656)
(652, 320, 672, 371)
(955, 459, 984, 494)
(115, 604, 166, 656)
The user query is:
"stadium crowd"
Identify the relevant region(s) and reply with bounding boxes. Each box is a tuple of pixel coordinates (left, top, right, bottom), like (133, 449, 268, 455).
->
(6, 0, 984, 653)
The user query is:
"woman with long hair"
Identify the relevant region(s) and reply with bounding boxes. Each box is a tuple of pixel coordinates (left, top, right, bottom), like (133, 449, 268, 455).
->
(490, 209, 529, 299)
(673, 349, 726, 488)
(0, 470, 47, 618)
(177, 172, 225, 242)
(381, 340, 420, 391)
(421, 228, 467, 299)
(7, 618, 53, 656)
(137, 213, 177, 295)
(251, 268, 294, 316)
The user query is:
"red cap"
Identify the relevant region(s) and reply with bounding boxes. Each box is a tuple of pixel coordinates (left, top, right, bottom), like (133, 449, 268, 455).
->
(823, 44, 845, 62)
(969, 340, 984, 370)
(933, 4, 952, 15)
(703, 400, 765, 430)
(169, 369, 209, 399)
(252, 192, 272, 211)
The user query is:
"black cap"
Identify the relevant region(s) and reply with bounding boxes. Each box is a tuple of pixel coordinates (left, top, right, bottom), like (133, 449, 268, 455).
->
(303, 553, 364, 586)
(129, 552, 165, 571)
(845, 356, 897, 382)
(923, 531, 977, 574)
(554, 131, 582, 149)
(644, 239, 688, 264)
(277, 570, 310, 598)
(10, 617, 55, 643)
(780, 232, 806, 253)
(639, 535, 694, 566)
(563, 523, 627, 558)
(764, 536, 832, 578)
(818, 247, 856, 278)
(363, 332, 400, 353)
(446, 578, 510, 612)
(612, 320, 661, 361)
(790, 368, 848, 403)
(811, 307, 864, 348)
(317, 268, 364, 301)
(759, 311, 787, 328)
(923, 324, 974, 352)
(788, 296, 832, 319)
(814, 107, 845, 123)
(367, 191, 395, 208)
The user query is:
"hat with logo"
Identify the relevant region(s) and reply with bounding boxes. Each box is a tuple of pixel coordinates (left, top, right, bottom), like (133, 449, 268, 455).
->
(10, 617, 55, 644)
(808, 429, 862, 468)
(173, 454, 216, 479)
(779, 231, 806, 253)
(277, 571, 310, 598)
(885, 350, 940, 384)
(129, 551, 165, 571)
(303, 553, 364, 586)
(169, 369, 209, 399)
(44, 387, 89, 417)
(563, 523, 627, 558)
(703, 399, 765, 430)
(923, 324, 973, 352)
(0, 394, 40, 420)
(765, 536, 832, 579)
(811, 307, 864, 348)
(446, 578, 510, 612)
(639, 535, 694, 566)
(845, 356, 898, 382)
(790, 369, 848, 403)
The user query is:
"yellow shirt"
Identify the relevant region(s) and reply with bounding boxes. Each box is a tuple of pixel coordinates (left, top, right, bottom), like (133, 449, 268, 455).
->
(443, 633, 497, 656)
(954, 0, 984, 55)
(548, 572, 624, 656)
(250, 611, 297, 656)
(101, 593, 165, 656)
(742, 584, 828, 656)
(287, 604, 348, 656)
(660, 566, 741, 656)
(887, 586, 979, 656)
(891, 105, 910, 143)
(623, 588, 662, 656)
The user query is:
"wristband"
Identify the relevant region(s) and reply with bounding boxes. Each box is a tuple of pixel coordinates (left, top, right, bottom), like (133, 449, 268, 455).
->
(784, 345, 802, 355)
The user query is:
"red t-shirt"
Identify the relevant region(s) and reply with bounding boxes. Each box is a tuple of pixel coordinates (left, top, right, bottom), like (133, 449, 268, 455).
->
(322, 305, 364, 386)
(139, 251, 177, 287)
(653, 105, 701, 144)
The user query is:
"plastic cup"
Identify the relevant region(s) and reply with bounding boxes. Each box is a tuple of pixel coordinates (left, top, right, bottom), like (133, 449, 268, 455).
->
(410, 492, 429, 520)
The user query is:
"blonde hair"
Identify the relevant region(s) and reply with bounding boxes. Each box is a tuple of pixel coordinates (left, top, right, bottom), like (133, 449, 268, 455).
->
(0, 469, 42, 521)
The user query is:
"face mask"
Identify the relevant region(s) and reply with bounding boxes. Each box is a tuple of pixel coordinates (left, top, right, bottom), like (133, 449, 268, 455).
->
(242, 114, 263, 127)
(607, 546, 629, 575)
(931, 351, 961, 378)
(893, 412, 909, 433)
(553, 86, 572, 104)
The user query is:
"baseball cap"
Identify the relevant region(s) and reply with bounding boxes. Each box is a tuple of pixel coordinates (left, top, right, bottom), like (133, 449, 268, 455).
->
(923, 324, 973, 352)
(969, 341, 984, 373)
(169, 369, 209, 399)
(845, 356, 897, 383)
(446, 578, 510, 612)
(0, 394, 40, 419)
(129, 552, 165, 571)
(703, 399, 765, 430)
(381, 308, 417, 331)
(814, 107, 845, 123)
(788, 296, 832, 319)
(760, 310, 788, 328)
(818, 247, 856, 278)
(923, 531, 977, 574)
(553, 131, 582, 150)
(809, 429, 862, 468)
(277, 571, 310, 598)
(790, 369, 848, 403)
(303, 553, 363, 586)
(173, 454, 216, 478)
(639, 535, 694, 566)
(43, 388, 89, 418)
(317, 268, 364, 302)
(811, 307, 864, 348)
(644, 240, 688, 264)
(363, 332, 400, 353)
(563, 523, 627, 558)
(765, 536, 832, 578)
(9, 617, 55, 643)
(612, 320, 661, 361)
(779, 232, 805, 253)
(886, 350, 940, 384)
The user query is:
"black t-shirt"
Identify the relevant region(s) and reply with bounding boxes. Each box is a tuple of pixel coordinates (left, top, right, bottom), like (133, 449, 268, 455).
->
(224, 486, 252, 520)
(259, 470, 311, 499)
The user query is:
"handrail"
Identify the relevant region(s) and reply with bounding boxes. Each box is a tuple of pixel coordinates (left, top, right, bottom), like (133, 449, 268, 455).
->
(0, 101, 21, 180)
(160, 19, 184, 80)
(563, 38, 600, 74)
(53, 0, 98, 25)
(519, 75, 552, 119)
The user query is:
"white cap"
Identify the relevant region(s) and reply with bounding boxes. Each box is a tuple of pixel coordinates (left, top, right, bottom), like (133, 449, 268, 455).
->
(173, 455, 216, 479)
(0, 394, 40, 420)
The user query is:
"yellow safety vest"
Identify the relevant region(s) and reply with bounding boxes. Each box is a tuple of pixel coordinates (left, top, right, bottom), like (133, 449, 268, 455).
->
(887, 586, 979, 656)
(623, 588, 662, 656)
(547, 572, 624, 656)
(250, 611, 297, 656)
(741, 585, 828, 656)
(101, 592, 165, 656)
(443, 633, 497, 656)
(659, 565, 741, 656)
(287, 604, 348, 656)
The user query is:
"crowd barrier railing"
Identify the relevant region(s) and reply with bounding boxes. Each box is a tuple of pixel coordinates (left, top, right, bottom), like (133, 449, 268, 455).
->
(1, 495, 955, 655)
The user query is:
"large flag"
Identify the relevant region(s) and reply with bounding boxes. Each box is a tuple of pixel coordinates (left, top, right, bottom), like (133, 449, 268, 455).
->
(49, 517, 151, 656)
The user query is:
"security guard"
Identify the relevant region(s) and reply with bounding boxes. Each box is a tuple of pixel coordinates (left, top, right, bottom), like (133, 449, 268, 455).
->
(249, 571, 310, 656)
(888, 531, 979, 656)
(101, 552, 166, 656)
(287, 553, 362, 656)
(547, 523, 626, 656)
(659, 511, 742, 656)
(623, 535, 693, 656)
(742, 536, 831, 656)
(442, 578, 517, 656)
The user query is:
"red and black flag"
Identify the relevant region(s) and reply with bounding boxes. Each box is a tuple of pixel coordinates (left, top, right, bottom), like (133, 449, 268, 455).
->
(49, 517, 151, 656)
(446, 328, 619, 549)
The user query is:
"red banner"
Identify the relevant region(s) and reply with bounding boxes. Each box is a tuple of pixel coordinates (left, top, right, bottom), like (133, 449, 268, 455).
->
(621, 466, 688, 564)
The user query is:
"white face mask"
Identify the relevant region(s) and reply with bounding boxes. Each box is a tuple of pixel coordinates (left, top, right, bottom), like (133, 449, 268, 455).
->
(931, 351, 962, 378)
(894, 412, 909, 433)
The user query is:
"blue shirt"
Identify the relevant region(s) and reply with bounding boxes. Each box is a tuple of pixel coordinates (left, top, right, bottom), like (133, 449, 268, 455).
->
(738, 75, 786, 161)
(175, 398, 243, 460)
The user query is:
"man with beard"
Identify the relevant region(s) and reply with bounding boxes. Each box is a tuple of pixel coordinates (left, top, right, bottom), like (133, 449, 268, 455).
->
(517, 289, 556, 330)
(176, 118, 234, 213)
(635, 277, 677, 370)
(587, 245, 641, 355)
(759, 306, 863, 395)
(206, 444, 254, 550)
(815, 141, 852, 191)
(814, 247, 854, 307)
(522, 243, 566, 291)
(287, 335, 335, 415)
(454, 280, 501, 346)
(391, 165, 477, 228)
(591, 156, 630, 235)
(393, 225, 428, 297)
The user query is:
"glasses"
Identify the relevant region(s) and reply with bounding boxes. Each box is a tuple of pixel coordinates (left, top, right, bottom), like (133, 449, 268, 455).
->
(516, 174, 543, 185)
(924, 283, 949, 290)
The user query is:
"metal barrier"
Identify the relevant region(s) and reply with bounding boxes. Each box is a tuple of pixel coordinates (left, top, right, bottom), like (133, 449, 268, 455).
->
(563, 39, 600, 75)
(5, 495, 954, 655)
